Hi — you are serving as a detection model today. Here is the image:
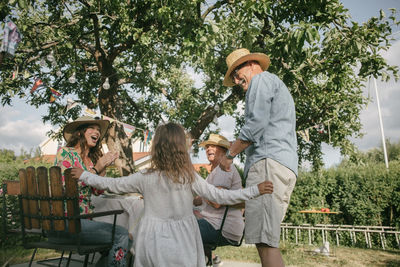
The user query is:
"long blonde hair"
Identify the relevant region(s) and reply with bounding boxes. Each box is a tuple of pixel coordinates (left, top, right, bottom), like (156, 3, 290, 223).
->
(148, 122, 196, 184)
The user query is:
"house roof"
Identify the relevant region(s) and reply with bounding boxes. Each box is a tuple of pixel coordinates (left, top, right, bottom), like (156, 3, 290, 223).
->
(133, 152, 150, 161)
(193, 163, 211, 173)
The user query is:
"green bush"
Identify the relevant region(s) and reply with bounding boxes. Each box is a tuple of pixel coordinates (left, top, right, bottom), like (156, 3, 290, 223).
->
(0, 150, 53, 247)
(286, 161, 400, 228)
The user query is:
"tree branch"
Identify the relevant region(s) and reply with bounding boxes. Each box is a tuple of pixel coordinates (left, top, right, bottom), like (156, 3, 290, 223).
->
(117, 77, 133, 85)
(201, 0, 229, 20)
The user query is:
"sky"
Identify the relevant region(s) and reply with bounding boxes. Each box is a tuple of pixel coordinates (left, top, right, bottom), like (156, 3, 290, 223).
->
(0, 0, 399, 168)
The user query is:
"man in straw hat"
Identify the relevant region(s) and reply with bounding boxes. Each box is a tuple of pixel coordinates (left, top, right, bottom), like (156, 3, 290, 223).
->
(220, 48, 298, 267)
(194, 134, 245, 266)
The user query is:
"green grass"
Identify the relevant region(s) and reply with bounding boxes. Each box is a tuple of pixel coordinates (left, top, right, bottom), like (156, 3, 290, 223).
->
(0, 247, 61, 266)
(215, 242, 400, 267)
(2, 242, 400, 266)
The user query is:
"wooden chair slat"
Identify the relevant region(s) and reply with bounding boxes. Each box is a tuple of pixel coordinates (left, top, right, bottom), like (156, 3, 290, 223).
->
(18, 168, 31, 229)
(26, 167, 40, 229)
(64, 168, 81, 234)
(37, 167, 51, 231)
(49, 166, 65, 231)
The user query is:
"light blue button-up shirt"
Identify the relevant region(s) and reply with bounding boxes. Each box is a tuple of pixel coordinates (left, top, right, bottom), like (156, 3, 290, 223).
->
(238, 71, 298, 178)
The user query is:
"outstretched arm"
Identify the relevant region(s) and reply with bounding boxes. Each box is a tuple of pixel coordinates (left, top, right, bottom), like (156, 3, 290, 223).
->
(192, 174, 273, 205)
(71, 168, 143, 195)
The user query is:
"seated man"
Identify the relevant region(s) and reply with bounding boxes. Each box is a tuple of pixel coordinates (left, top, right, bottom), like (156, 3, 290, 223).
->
(194, 134, 244, 265)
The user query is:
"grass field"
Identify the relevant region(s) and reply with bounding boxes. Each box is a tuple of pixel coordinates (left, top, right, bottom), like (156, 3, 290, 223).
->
(1, 242, 399, 266)
(215, 242, 400, 267)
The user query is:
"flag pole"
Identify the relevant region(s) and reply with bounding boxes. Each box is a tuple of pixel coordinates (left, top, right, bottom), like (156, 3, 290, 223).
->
(373, 77, 389, 169)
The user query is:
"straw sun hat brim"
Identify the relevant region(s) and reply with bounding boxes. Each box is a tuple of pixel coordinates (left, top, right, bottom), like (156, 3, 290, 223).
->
(199, 140, 230, 150)
(223, 53, 270, 87)
(63, 117, 110, 143)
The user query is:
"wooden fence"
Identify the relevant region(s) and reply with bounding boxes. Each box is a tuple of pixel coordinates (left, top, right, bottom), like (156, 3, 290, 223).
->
(280, 223, 400, 250)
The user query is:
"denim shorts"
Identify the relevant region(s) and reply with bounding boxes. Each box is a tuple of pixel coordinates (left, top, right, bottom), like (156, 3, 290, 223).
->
(244, 158, 296, 247)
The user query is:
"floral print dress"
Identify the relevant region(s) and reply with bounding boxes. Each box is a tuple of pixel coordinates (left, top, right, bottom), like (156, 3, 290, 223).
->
(54, 146, 104, 214)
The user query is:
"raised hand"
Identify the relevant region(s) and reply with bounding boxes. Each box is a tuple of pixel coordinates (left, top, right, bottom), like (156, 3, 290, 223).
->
(71, 167, 84, 179)
(257, 181, 274, 195)
(97, 151, 119, 170)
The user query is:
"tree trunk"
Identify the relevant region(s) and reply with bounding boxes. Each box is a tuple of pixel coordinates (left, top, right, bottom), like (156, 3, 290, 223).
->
(99, 81, 135, 175)
(105, 122, 135, 176)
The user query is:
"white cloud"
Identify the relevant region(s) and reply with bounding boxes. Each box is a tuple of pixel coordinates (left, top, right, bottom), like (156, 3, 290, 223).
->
(0, 101, 52, 155)
(352, 40, 400, 151)
(324, 40, 400, 166)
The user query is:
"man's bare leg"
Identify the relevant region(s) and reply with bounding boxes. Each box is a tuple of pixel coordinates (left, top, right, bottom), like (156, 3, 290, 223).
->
(256, 243, 285, 267)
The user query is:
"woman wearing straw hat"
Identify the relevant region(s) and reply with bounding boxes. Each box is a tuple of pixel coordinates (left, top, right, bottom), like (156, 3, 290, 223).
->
(194, 134, 244, 266)
(54, 116, 131, 266)
(220, 48, 298, 267)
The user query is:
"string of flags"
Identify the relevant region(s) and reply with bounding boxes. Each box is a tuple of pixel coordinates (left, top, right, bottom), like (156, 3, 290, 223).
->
(30, 77, 63, 102)
(101, 114, 153, 143)
(297, 119, 332, 143)
(1, 16, 22, 57)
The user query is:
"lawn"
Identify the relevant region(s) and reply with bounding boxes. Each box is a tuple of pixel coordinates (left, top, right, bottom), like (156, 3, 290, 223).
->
(1, 242, 399, 266)
(215, 242, 400, 267)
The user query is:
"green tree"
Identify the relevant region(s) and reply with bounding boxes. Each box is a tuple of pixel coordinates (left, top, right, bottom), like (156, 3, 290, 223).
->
(339, 139, 400, 166)
(0, 0, 398, 173)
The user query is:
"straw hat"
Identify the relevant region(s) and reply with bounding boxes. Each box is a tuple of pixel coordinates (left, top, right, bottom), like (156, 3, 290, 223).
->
(223, 48, 270, 87)
(199, 134, 230, 150)
(63, 116, 110, 143)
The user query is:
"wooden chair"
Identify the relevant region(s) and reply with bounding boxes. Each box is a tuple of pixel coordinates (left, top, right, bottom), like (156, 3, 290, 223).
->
(204, 206, 245, 267)
(18, 166, 123, 267)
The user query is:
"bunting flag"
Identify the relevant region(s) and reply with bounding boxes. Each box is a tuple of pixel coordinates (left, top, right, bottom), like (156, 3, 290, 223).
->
(102, 115, 139, 138)
(49, 87, 62, 103)
(146, 131, 153, 144)
(102, 115, 115, 123)
(84, 108, 97, 117)
(122, 122, 136, 138)
(314, 124, 325, 134)
(30, 78, 44, 94)
(11, 66, 18, 80)
(50, 87, 62, 97)
(65, 98, 79, 112)
(101, 114, 154, 141)
(0, 16, 22, 57)
(143, 130, 149, 144)
(298, 129, 310, 143)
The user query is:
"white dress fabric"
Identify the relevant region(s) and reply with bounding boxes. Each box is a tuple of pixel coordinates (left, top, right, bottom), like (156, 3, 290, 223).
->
(80, 170, 260, 267)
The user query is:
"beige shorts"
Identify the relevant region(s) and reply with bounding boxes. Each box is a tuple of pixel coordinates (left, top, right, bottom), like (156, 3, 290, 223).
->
(244, 158, 296, 247)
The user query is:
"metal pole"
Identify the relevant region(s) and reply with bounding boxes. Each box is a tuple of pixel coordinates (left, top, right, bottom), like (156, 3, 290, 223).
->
(373, 77, 389, 169)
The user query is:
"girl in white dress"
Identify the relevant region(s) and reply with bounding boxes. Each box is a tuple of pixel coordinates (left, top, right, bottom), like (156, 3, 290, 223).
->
(71, 122, 273, 267)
